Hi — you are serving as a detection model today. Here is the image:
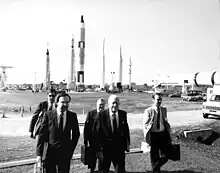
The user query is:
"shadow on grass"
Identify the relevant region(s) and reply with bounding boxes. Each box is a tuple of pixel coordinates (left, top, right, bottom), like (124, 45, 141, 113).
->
(96, 170, 202, 173)
(203, 131, 220, 145)
(144, 171, 202, 173)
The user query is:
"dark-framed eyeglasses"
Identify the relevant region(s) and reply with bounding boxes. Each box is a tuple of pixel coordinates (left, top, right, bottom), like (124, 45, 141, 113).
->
(48, 94, 55, 97)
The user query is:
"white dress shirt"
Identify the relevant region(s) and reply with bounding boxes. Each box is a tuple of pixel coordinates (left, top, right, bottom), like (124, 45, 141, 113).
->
(150, 105, 165, 132)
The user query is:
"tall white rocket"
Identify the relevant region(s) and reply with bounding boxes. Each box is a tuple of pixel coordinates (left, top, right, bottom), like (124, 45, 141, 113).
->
(70, 37, 75, 82)
(45, 48, 50, 89)
(67, 36, 76, 90)
(119, 46, 123, 84)
(129, 56, 132, 89)
(101, 39, 105, 89)
(77, 15, 85, 87)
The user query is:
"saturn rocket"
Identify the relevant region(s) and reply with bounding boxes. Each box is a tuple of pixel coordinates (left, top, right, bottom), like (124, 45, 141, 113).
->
(77, 15, 85, 88)
(45, 48, 50, 89)
(67, 36, 76, 90)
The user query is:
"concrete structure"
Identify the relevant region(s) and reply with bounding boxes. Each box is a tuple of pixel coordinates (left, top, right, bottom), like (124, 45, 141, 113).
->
(45, 48, 50, 90)
(77, 15, 85, 90)
(100, 39, 105, 89)
(183, 128, 213, 141)
(67, 36, 76, 91)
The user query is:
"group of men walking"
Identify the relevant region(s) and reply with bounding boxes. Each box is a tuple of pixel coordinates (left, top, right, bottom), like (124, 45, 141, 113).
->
(29, 89, 172, 173)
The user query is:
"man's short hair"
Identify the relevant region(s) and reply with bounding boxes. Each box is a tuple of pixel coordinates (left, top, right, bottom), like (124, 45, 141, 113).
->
(47, 88, 57, 95)
(152, 92, 162, 99)
(55, 92, 71, 103)
(97, 98, 105, 104)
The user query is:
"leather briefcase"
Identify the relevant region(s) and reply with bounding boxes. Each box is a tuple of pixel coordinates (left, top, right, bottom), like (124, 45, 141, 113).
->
(169, 143, 180, 161)
(81, 145, 89, 165)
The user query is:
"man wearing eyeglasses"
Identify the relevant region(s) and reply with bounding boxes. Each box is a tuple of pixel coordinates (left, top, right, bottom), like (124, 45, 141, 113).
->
(29, 88, 57, 139)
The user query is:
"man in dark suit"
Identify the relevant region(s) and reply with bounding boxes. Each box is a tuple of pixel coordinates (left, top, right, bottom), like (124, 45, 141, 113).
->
(83, 98, 105, 173)
(29, 88, 57, 139)
(143, 92, 172, 173)
(36, 92, 80, 173)
(97, 95, 130, 173)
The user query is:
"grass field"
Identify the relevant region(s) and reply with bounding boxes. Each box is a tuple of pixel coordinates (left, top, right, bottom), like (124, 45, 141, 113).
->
(1, 91, 218, 173)
(0, 91, 202, 115)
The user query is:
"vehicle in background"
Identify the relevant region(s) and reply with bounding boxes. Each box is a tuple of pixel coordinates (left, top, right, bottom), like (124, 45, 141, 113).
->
(202, 85, 220, 119)
(168, 91, 182, 98)
(181, 90, 203, 101)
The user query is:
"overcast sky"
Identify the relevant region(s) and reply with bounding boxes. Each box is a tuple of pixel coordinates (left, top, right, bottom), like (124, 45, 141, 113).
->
(0, 0, 220, 85)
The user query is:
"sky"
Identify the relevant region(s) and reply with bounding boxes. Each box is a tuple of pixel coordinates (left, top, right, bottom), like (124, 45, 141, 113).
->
(0, 0, 220, 85)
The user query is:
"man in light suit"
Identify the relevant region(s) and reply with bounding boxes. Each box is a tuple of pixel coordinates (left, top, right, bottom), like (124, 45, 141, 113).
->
(36, 92, 80, 173)
(29, 88, 57, 139)
(143, 92, 172, 173)
(97, 95, 130, 173)
(83, 98, 105, 173)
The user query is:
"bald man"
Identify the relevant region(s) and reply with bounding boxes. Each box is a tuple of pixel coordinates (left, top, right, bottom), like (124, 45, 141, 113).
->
(83, 98, 105, 173)
(97, 95, 130, 173)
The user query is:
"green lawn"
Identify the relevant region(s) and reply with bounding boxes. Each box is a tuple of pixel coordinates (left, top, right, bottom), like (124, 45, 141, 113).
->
(0, 91, 202, 115)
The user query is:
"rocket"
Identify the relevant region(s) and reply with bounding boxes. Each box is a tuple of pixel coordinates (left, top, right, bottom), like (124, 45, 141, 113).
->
(77, 15, 85, 88)
(67, 36, 76, 90)
(129, 56, 132, 90)
(70, 37, 76, 82)
(45, 47, 50, 89)
(101, 39, 105, 89)
(119, 46, 123, 84)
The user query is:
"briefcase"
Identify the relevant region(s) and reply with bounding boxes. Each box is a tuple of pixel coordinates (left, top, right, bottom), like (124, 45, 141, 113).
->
(169, 143, 180, 161)
(81, 145, 89, 165)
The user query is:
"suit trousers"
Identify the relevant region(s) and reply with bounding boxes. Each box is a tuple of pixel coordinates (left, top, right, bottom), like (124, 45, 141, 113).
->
(150, 130, 171, 172)
(87, 148, 101, 173)
(101, 140, 125, 173)
(44, 148, 71, 173)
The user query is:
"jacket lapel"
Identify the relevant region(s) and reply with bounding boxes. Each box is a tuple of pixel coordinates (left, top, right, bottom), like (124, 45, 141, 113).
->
(106, 109, 113, 134)
(63, 111, 68, 131)
(52, 110, 58, 129)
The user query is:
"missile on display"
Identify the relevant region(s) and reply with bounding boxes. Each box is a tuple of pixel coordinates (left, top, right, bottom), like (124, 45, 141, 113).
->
(45, 48, 50, 90)
(77, 15, 85, 90)
(67, 36, 76, 91)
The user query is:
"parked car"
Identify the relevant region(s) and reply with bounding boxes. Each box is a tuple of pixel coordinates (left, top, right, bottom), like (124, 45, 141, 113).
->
(181, 90, 203, 101)
(168, 91, 182, 98)
(202, 94, 220, 118)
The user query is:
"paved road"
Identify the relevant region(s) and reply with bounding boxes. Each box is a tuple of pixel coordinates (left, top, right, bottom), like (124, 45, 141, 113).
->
(0, 110, 216, 136)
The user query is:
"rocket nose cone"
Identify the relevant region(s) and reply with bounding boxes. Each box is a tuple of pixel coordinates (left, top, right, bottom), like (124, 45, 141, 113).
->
(81, 15, 84, 23)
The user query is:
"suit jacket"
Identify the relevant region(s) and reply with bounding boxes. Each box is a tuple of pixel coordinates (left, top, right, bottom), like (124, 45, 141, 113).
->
(98, 109, 130, 152)
(83, 109, 100, 149)
(36, 109, 80, 161)
(143, 106, 171, 143)
(29, 101, 48, 133)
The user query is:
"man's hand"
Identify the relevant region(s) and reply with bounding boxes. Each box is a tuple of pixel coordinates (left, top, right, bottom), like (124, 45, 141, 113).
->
(36, 156, 41, 162)
(29, 132, 35, 139)
(96, 151, 104, 162)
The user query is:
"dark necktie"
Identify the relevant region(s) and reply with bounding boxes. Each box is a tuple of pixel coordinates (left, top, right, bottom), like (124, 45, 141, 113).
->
(59, 114, 63, 132)
(157, 107, 160, 129)
(112, 114, 117, 133)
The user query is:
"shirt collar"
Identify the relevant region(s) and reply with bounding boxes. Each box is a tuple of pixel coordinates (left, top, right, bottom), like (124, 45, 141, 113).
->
(57, 110, 66, 116)
(152, 104, 161, 110)
(109, 110, 118, 117)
